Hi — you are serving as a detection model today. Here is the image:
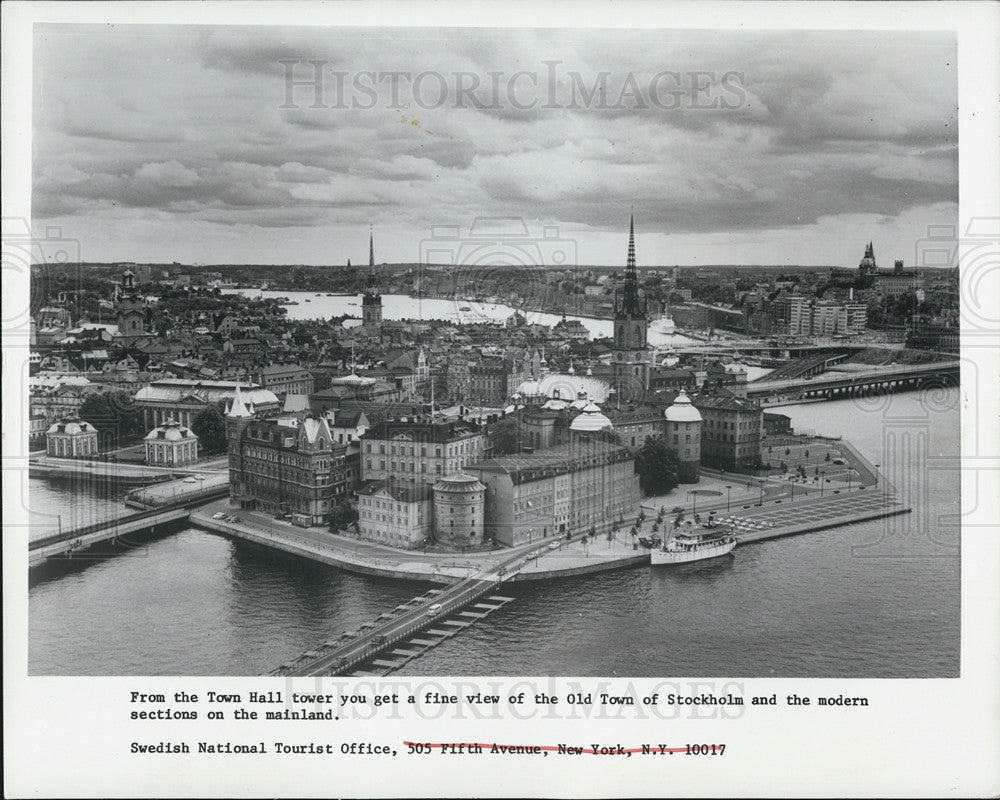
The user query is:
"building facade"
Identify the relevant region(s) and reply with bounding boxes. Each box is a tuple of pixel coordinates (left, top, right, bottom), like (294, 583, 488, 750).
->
(357, 480, 432, 549)
(360, 418, 485, 487)
(226, 389, 346, 524)
(466, 441, 640, 547)
(433, 472, 487, 548)
(693, 393, 763, 472)
(255, 363, 315, 397)
(664, 390, 702, 483)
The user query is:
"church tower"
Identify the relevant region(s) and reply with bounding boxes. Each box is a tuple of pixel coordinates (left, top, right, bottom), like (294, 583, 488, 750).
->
(116, 268, 147, 340)
(858, 241, 878, 275)
(612, 214, 651, 392)
(362, 227, 383, 328)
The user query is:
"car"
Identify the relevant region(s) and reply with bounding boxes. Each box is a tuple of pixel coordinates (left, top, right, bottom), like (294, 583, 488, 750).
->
(548, 542, 561, 550)
(182, 477, 197, 483)
(212, 512, 226, 520)
(194, 475, 205, 481)
(671, 506, 685, 513)
(426, 603, 443, 616)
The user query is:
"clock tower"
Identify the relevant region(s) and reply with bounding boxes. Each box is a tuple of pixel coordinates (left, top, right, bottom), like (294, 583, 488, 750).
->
(612, 214, 651, 394)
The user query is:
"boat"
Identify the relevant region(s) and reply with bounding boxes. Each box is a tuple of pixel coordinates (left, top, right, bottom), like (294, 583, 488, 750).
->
(304, 298, 311, 302)
(651, 521, 737, 565)
(459, 306, 472, 312)
(650, 315, 676, 334)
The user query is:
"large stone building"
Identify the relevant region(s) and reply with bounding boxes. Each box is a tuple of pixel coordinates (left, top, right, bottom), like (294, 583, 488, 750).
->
(45, 417, 99, 458)
(226, 387, 348, 525)
(356, 480, 432, 549)
(145, 419, 199, 466)
(877, 260, 924, 298)
(135, 378, 280, 429)
(693, 392, 763, 472)
(468, 356, 524, 407)
(466, 441, 640, 547)
(360, 418, 485, 487)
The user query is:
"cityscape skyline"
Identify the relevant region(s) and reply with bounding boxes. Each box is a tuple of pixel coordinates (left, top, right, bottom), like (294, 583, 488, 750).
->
(32, 26, 957, 267)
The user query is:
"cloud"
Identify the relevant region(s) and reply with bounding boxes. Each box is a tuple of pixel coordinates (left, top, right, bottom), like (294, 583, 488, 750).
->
(31, 25, 957, 264)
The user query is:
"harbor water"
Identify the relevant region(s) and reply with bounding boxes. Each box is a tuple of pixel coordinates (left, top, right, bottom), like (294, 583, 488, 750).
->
(27, 389, 959, 677)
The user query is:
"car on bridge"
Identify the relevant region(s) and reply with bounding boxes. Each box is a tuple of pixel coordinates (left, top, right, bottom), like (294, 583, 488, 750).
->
(426, 603, 443, 616)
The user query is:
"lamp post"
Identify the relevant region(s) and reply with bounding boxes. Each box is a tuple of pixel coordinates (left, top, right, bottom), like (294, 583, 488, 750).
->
(687, 491, 696, 517)
(874, 463, 880, 488)
(725, 485, 732, 513)
(820, 470, 826, 497)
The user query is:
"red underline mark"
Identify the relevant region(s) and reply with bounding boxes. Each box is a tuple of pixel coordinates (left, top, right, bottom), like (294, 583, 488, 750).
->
(403, 741, 688, 754)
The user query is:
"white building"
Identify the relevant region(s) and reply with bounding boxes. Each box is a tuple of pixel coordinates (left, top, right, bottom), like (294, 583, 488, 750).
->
(145, 419, 199, 466)
(46, 418, 99, 458)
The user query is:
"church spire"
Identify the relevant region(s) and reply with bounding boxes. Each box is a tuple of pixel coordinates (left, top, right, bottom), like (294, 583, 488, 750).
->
(617, 212, 643, 317)
(369, 225, 375, 269)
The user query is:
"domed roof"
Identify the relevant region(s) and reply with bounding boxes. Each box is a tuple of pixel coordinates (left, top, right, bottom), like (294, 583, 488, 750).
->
(146, 419, 197, 441)
(665, 390, 702, 423)
(47, 418, 96, 436)
(516, 378, 542, 396)
(542, 397, 569, 410)
(571, 385, 591, 410)
(570, 402, 613, 432)
(433, 472, 486, 494)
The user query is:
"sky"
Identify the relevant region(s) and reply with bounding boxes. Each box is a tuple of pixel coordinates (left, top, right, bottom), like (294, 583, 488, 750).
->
(32, 25, 957, 268)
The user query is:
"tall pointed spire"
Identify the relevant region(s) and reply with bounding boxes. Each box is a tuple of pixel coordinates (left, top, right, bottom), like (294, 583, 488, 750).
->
(369, 225, 375, 268)
(617, 212, 643, 316)
(228, 380, 252, 418)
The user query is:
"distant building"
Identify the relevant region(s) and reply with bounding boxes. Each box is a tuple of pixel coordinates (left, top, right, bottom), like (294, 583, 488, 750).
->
(905, 325, 959, 354)
(255, 363, 315, 397)
(877, 260, 924, 298)
(858, 241, 878, 276)
(45, 417, 99, 458)
(789, 297, 867, 337)
(145, 419, 199, 466)
(466, 440, 640, 547)
(362, 229, 383, 328)
(115, 269, 149, 343)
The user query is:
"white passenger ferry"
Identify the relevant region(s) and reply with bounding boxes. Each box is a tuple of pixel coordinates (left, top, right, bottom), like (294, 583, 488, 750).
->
(651, 522, 737, 565)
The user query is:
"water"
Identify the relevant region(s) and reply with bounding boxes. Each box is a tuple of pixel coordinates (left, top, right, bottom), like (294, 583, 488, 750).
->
(28, 390, 959, 677)
(223, 289, 699, 348)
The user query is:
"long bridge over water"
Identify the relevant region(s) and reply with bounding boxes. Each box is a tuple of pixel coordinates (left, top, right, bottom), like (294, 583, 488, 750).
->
(745, 360, 959, 405)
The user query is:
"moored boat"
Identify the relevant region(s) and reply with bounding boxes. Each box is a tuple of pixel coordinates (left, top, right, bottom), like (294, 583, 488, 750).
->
(651, 521, 737, 565)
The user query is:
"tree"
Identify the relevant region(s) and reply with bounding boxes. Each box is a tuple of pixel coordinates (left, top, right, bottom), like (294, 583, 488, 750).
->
(633, 436, 681, 496)
(191, 405, 227, 454)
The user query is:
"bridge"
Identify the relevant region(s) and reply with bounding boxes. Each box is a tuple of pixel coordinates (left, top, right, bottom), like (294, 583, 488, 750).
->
(746, 360, 959, 405)
(28, 485, 228, 568)
(752, 352, 851, 382)
(270, 545, 539, 677)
